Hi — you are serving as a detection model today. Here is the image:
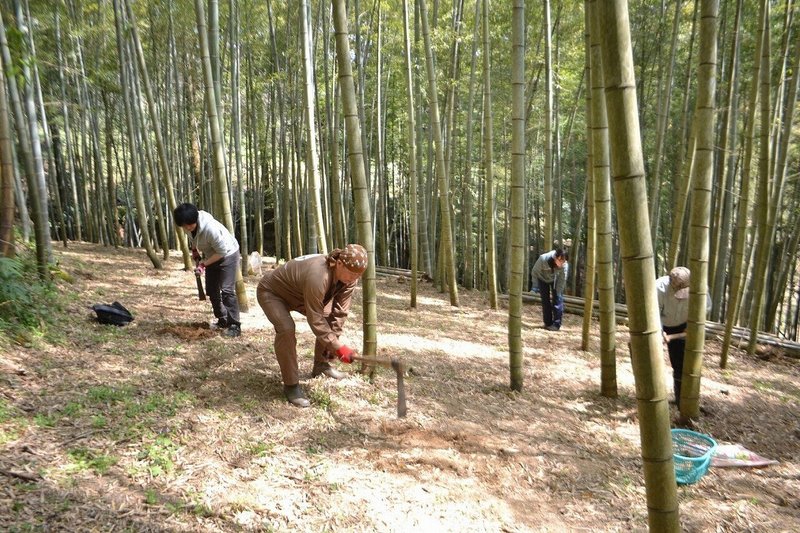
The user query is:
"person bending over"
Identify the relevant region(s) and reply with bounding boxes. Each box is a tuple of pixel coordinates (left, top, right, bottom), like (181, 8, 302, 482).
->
(530, 248, 569, 331)
(173, 202, 242, 338)
(257, 244, 368, 407)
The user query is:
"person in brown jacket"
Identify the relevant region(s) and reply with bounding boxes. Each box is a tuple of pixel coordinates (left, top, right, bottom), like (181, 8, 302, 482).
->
(257, 244, 368, 407)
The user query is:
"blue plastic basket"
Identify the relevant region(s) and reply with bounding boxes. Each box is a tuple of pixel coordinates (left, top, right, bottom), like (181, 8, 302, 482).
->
(671, 429, 717, 485)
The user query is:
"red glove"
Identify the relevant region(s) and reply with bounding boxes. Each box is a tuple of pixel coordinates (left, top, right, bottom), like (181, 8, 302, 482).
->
(194, 262, 205, 276)
(336, 345, 355, 364)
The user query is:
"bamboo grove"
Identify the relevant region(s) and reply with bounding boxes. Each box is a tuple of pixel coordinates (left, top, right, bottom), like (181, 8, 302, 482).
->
(1, 0, 798, 341)
(2, 0, 798, 528)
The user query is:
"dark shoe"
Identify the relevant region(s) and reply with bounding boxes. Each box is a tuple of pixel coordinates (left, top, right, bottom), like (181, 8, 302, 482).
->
(223, 324, 241, 338)
(311, 361, 345, 380)
(284, 384, 310, 408)
(213, 318, 229, 330)
(545, 324, 560, 331)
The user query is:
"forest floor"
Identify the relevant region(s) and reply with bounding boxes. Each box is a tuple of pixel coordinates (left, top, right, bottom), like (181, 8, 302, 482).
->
(1, 242, 799, 532)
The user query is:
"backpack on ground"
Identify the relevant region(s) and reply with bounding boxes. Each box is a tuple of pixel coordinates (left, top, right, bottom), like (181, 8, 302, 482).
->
(92, 301, 134, 326)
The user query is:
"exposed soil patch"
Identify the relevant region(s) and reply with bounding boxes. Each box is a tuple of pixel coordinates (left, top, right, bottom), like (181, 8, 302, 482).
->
(159, 322, 219, 341)
(1, 242, 798, 531)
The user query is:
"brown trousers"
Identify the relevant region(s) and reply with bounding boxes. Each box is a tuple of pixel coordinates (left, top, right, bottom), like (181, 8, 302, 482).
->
(257, 284, 335, 386)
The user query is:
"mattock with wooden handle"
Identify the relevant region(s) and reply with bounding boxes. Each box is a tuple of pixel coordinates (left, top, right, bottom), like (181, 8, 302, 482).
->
(350, 355, 407, 418)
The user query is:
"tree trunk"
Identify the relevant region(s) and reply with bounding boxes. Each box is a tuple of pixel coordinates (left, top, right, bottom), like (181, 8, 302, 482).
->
(301, 0, 327, 255)
(0, 51, 14, 257)
(710, 0, 743, 322)
(680, 0, 719, 420)
(194, 0, 249, 310)
(747, 0, 772, 355)
(420, 0, 459, 307)
(481, 0, 497, 309)
(589, 0, 617, 398)
(508, 0, 526, 392)
(581, 2, 596, 352)
(332, 0, 378, 356)
(596, 0, 679, 528)
(720, 0, 767, 368)
(402, 0, 419, 308)
(112, 0, 161, 268)
(543, 0, 554, 249)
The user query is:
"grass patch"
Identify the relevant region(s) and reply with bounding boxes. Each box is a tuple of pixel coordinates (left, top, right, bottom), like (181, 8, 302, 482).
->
(248, 440, 275, 458)
(62, 401, 83, 417)
(307, 388, 332, 410)
(67, 447, 118, 474)
(137, 435, 179, 477)
(34, 413, 58, 428)
(753, 381, 774, 393)
(87, 385, 135, 404)
(0, 398, 10, 423)
(124, 391, 194, 419)
(144, 488, 159, 505)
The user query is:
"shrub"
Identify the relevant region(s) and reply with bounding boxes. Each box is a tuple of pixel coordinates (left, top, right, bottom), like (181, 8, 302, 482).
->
(0, 249, 60, 337)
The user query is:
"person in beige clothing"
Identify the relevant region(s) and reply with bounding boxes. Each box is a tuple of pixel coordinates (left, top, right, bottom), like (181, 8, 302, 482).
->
(257, 244, 368, 407)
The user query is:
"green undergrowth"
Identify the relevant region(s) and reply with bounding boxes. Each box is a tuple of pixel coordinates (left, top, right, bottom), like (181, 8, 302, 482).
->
(0, 245, 70, 345)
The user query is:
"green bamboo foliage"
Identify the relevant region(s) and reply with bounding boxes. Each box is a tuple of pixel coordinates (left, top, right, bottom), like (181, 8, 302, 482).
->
(0, 10, 50, 277)
(596, 0, 679, 528)
(589, 1, 616, 398)
(681, 0, 719, 419)
(508, 0, 525, 392)
(331, 0, 378, 357)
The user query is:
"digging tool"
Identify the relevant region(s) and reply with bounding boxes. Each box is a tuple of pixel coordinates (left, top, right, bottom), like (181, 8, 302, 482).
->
(194, 260, 206, 300)
(350, 354, 407, 418)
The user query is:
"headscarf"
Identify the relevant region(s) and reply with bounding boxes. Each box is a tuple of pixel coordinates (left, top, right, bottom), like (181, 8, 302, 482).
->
(327, 244, 368, 274)
(669, 266, 690, 300)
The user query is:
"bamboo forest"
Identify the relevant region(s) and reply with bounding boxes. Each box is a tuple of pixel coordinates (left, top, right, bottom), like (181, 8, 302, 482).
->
(0, 0, 798, 531)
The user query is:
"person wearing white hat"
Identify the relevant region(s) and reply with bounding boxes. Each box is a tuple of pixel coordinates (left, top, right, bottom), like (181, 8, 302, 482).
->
(655, 266, 693, 403)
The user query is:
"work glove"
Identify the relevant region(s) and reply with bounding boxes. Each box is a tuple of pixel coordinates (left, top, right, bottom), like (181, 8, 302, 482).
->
(336, 345, 355, 364)
(194, 262, 205, 276)
(192, 248, 202, 263)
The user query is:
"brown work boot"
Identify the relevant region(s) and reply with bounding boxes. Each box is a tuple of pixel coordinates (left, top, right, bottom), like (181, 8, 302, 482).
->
(311, 361, 345, 380)
(283, 384, 310, 408)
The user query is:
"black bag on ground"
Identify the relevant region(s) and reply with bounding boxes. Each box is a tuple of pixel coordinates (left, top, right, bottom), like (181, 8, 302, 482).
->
(92, 301, 134, 326)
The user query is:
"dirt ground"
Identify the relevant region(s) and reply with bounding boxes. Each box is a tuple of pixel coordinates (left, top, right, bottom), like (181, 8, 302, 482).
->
(1, 242, 798, 532)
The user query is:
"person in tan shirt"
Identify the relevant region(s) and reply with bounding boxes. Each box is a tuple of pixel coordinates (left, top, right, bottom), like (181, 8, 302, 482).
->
(257, 244, 368, 407)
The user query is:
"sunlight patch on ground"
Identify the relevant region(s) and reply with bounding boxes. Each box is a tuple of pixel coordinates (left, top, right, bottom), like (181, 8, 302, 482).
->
(379, 292, 447, 307)
(377, 332, 503, 359)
